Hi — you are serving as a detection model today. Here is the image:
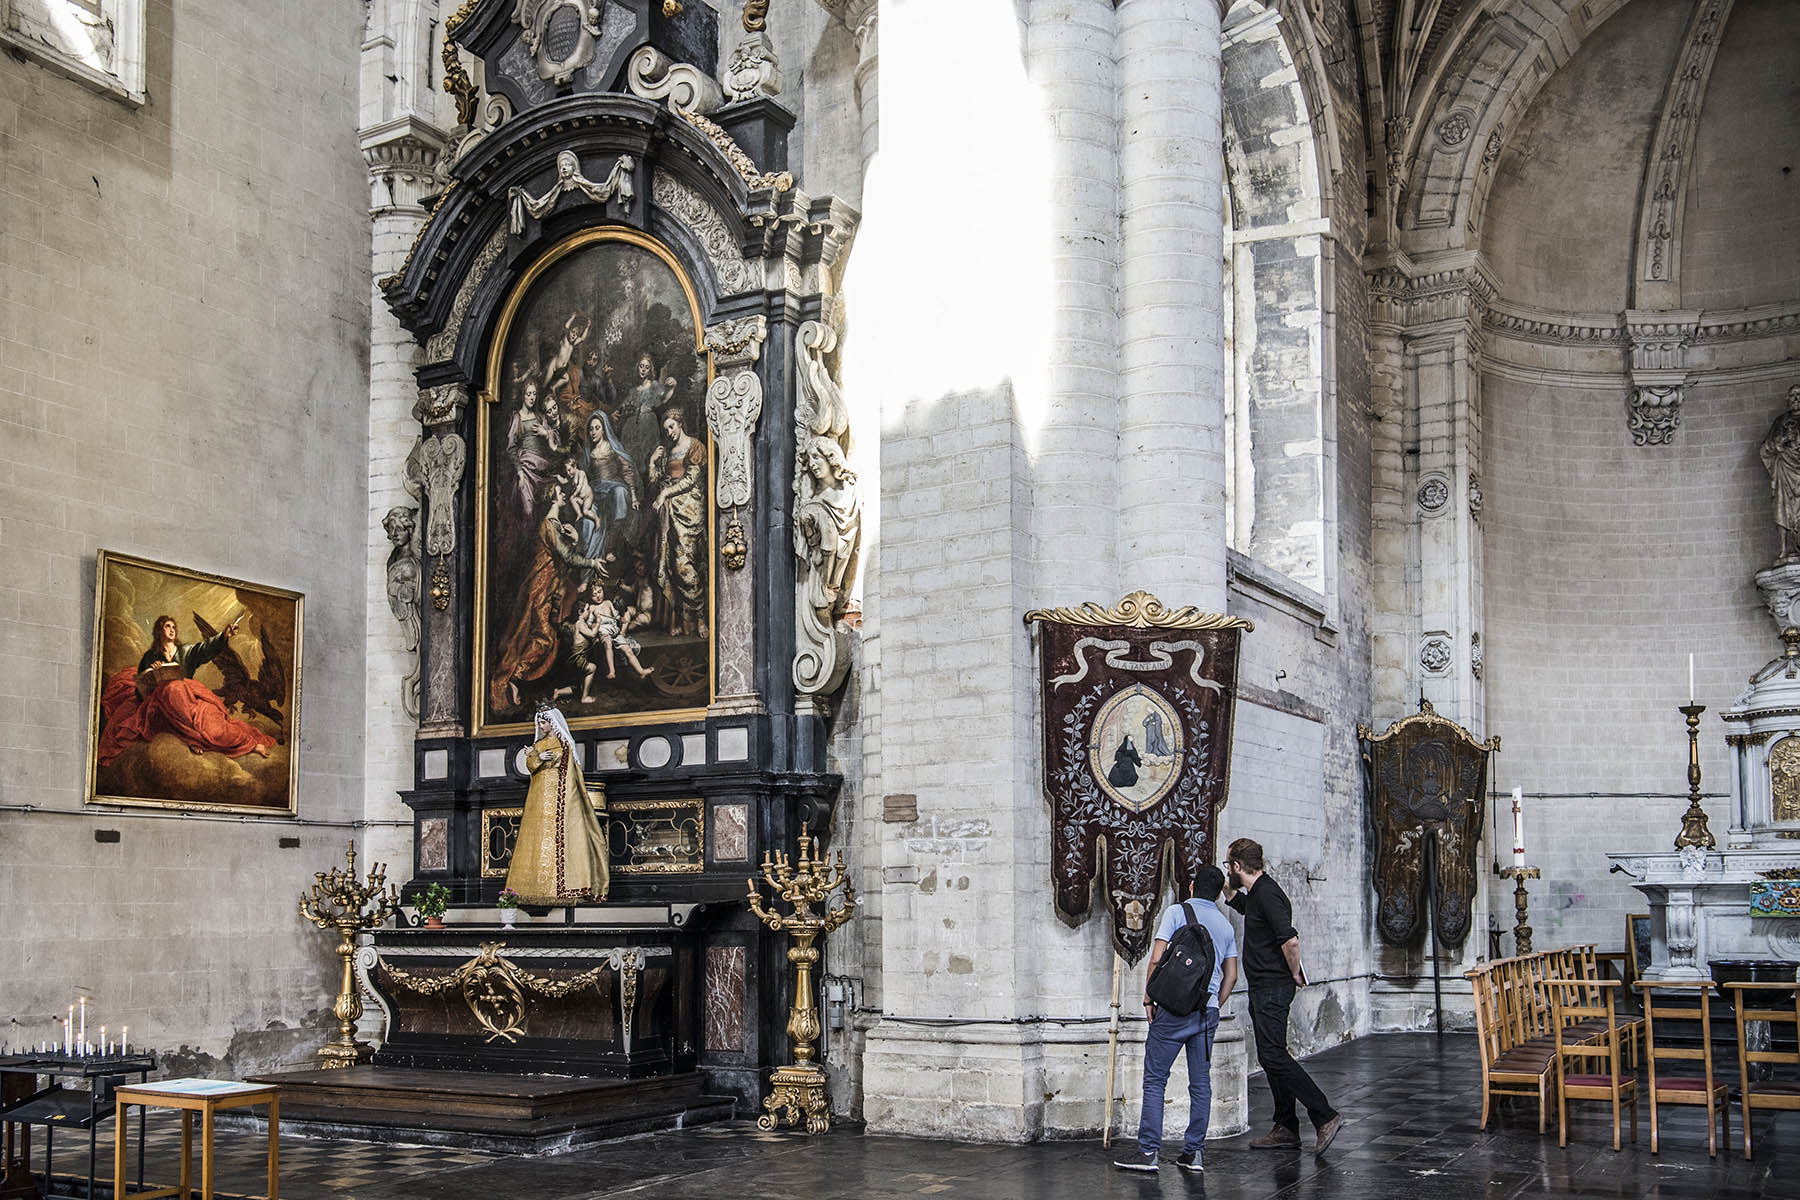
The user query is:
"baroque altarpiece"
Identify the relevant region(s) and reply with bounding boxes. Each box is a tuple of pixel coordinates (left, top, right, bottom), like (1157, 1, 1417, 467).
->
(369, 0, 858, 1111)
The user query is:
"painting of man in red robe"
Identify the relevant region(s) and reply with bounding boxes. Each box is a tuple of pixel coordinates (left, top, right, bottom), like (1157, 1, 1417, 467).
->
(88, 552, 302, 813)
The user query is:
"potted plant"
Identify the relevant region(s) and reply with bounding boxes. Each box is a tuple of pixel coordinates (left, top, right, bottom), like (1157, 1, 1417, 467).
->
(496, 887, 522, 928)
(416, 882, 451, 929)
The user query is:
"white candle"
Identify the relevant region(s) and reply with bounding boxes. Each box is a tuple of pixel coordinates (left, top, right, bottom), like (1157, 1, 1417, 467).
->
(122, 1026, 128, 1055)
(100, 1026, 106, 1056)
(1512, 786, 1526, 868)
(1689, 654, 1695, 705)
(78, 998, 85, 1048)
(65, 1008, 72, 1055)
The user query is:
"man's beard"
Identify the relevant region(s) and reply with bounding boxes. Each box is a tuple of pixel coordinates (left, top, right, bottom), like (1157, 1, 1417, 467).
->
(1227, 868, 1243, 890)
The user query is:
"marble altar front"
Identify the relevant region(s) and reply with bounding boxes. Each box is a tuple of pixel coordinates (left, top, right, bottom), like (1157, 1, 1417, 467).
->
(1609, 631, 1800, 979)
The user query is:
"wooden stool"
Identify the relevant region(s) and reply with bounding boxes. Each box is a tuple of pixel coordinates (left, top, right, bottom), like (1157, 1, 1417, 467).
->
(112, 1079, 279, 1200)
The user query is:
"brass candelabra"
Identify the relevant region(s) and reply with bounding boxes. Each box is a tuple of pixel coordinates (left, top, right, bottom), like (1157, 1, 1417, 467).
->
(1674, 703, 1717, 850)
(746, 835, 856, 1133)
(299, 841, 401, 1069)
(1499, 865, 1540, 955)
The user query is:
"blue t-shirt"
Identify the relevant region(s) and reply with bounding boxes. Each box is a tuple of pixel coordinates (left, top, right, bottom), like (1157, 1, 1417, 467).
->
(1154, 898, 1239, 1010)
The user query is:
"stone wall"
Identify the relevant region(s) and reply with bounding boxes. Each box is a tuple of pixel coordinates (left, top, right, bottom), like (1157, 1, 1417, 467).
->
(0, 0, 371, 1070)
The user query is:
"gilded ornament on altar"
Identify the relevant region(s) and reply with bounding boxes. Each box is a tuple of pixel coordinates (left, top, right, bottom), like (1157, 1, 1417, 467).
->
(377, 942, 639, 1044)
(1772, 735, 1800, 824)
(430, 559, 452, 611)
(299, 842, 402, 1068)
(746, 836, 856, 1133)
(721, 514, 748, 570)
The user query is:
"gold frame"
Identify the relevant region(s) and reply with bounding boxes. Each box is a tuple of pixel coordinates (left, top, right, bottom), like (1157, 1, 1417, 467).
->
(608, 797, 706, 875)
(480, 806, 527, 878)
(86, 550, 304, 815)
(473, 226, 717, 737)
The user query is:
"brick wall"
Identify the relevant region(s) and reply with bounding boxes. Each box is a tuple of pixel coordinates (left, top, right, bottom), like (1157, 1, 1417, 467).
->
(0, 0, 370, 1069)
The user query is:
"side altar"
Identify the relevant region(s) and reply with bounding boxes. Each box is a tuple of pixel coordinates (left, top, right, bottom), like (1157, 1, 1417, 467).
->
(1608, 387, 1800, 984)
(322, 0, 866, 1130)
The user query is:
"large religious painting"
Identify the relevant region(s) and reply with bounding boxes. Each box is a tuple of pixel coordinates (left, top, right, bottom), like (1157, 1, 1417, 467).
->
(86, 551, 303, 814)
(1027, 592, 1251, 963)
(475, 229, 713, 734)
(1357, 701, 1498, 949)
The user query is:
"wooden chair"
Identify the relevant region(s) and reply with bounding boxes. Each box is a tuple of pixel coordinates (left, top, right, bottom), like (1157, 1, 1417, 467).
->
(1468, 960, 1557, 1132)
(1635, 979, 1728, 1156)
(1543, 977, 1637, 1150)
(1722, 980, 1800, 1160)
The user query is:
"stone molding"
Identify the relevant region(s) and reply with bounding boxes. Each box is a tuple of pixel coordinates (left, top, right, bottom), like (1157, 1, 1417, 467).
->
(361, 115, 452, 215)
(1633, 0, 1737, 309)
(1625, 309, 1701, 447)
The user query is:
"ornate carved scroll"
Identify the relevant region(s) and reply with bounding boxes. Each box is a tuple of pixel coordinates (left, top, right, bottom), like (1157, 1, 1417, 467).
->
(375, 942, 642, 1046)
(405, 429, 467, 560)
(651, 170, 756, 296)
(625, 45, 723, 113)
(792, 320, 860, 698)
(1357, 700, 1499, 948)
(704, 316, 768, 514)
(1026, 593, 1252, 963)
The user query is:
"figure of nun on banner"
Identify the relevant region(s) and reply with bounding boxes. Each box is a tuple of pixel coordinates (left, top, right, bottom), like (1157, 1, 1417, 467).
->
(504, 705, 610, 905)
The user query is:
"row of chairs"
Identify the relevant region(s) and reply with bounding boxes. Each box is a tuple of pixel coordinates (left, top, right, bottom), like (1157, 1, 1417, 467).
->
(1469, 947, 1800, 1158)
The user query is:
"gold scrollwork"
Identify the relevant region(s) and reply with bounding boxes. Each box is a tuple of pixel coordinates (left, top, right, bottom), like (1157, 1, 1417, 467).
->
(1357, 697, 1501, 755)
(1024, 589, 1256, 633)
(1772, 735, 1800, 824)
(442, 0, 481, 126)
(377, 942, 613, 1044)
(678, 108, 794, 193)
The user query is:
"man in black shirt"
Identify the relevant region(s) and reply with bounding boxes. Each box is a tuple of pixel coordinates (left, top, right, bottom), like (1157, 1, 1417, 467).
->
(1223, 837, 1342, 1155)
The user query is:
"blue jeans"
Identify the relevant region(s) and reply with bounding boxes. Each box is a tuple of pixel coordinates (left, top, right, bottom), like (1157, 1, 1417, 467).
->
(1137, 1005, 1219, 1158)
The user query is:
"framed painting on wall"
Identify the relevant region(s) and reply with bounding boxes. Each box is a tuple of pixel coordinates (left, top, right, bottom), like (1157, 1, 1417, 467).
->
(474, 228, 715, 735)
(87, 551, 303, 814)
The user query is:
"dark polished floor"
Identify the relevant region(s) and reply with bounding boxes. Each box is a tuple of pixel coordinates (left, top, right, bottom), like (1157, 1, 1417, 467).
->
(27, 1033, 1800, 1198)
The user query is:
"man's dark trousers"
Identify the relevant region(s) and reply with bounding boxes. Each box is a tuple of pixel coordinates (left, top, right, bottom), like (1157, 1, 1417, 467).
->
(1247, 984, 1335, 1131)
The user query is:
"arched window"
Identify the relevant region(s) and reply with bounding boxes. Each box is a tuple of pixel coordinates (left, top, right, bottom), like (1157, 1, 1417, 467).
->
(1220, 0, 1332, 602)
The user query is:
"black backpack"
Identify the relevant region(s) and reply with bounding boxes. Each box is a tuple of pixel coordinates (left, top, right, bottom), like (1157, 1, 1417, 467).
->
(1145, 901, 1217, 1017)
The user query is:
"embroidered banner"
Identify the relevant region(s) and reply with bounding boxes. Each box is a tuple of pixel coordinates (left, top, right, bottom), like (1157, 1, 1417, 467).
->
(1026, 592, 1250, 963)
(1357, 701, 1499, 948)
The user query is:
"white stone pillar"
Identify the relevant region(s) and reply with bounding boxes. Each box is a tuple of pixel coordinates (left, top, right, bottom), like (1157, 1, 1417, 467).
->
(360, 0, 453, 875)
(1027, 0, 1121, 603)
(1116, 0, 1226, 611)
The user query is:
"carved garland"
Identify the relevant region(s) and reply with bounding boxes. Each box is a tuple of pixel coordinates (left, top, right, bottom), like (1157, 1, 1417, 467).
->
(377, 942, 642, 1045)
(1024, 591, 1255, 632)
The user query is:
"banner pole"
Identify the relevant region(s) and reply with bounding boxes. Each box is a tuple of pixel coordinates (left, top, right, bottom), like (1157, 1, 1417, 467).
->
(1102, 950, 1124, 1148)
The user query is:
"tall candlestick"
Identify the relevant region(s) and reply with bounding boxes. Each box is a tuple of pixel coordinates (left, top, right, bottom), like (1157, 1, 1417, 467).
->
(1689, 654, 1695, 705)
(1511, 786, 1526, 868)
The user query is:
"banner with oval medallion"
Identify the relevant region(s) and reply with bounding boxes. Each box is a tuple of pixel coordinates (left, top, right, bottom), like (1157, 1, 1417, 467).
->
(1027, 592, 1251, 963)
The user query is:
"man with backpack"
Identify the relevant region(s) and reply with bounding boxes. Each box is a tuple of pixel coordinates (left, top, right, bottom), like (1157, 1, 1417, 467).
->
(1113, 864, 1239, 1174)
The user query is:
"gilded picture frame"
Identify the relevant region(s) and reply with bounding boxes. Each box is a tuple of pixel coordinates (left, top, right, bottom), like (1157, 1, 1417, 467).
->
(86, 550, 304, 815)
(473, 227, 717, 736)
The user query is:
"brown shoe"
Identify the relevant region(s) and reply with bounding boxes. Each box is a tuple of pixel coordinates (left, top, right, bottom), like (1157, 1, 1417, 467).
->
(1249, 1124, 1301, 1149)
(1313, 1115, 1343, 1157)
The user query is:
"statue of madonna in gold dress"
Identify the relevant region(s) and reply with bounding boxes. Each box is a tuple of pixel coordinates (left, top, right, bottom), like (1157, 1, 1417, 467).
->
(504, 706, 610, 904)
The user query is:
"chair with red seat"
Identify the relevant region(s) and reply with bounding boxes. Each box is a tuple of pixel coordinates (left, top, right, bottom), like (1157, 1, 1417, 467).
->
(1722, 980, 1800, 1160)
(1543, 977, 1637, 1150)
(1634, 979, 1728, 1156)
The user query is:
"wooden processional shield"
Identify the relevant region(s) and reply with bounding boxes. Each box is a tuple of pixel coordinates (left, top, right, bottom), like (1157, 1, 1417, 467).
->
(1026, 592, 1250, 963)
(1357, 701, 1499, 948)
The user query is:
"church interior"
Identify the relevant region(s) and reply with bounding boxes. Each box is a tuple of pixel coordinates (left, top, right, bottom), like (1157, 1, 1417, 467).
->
(1, 0, 1798, 1194)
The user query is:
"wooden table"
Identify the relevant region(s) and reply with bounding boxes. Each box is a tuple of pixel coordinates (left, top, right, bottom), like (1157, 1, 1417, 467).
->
(112, 1080, 278, 1200)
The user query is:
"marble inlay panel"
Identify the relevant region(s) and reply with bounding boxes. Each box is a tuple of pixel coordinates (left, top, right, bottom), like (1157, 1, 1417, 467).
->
(422, 749, 450, 780)
(418, 817, 449, 872)
(704, 944, 746, 1052)
(714, 803, 749, 861)
(716, 726, 749, 761)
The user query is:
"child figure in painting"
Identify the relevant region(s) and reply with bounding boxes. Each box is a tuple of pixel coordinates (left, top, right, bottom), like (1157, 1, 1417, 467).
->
(564, 577, 652, 702)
